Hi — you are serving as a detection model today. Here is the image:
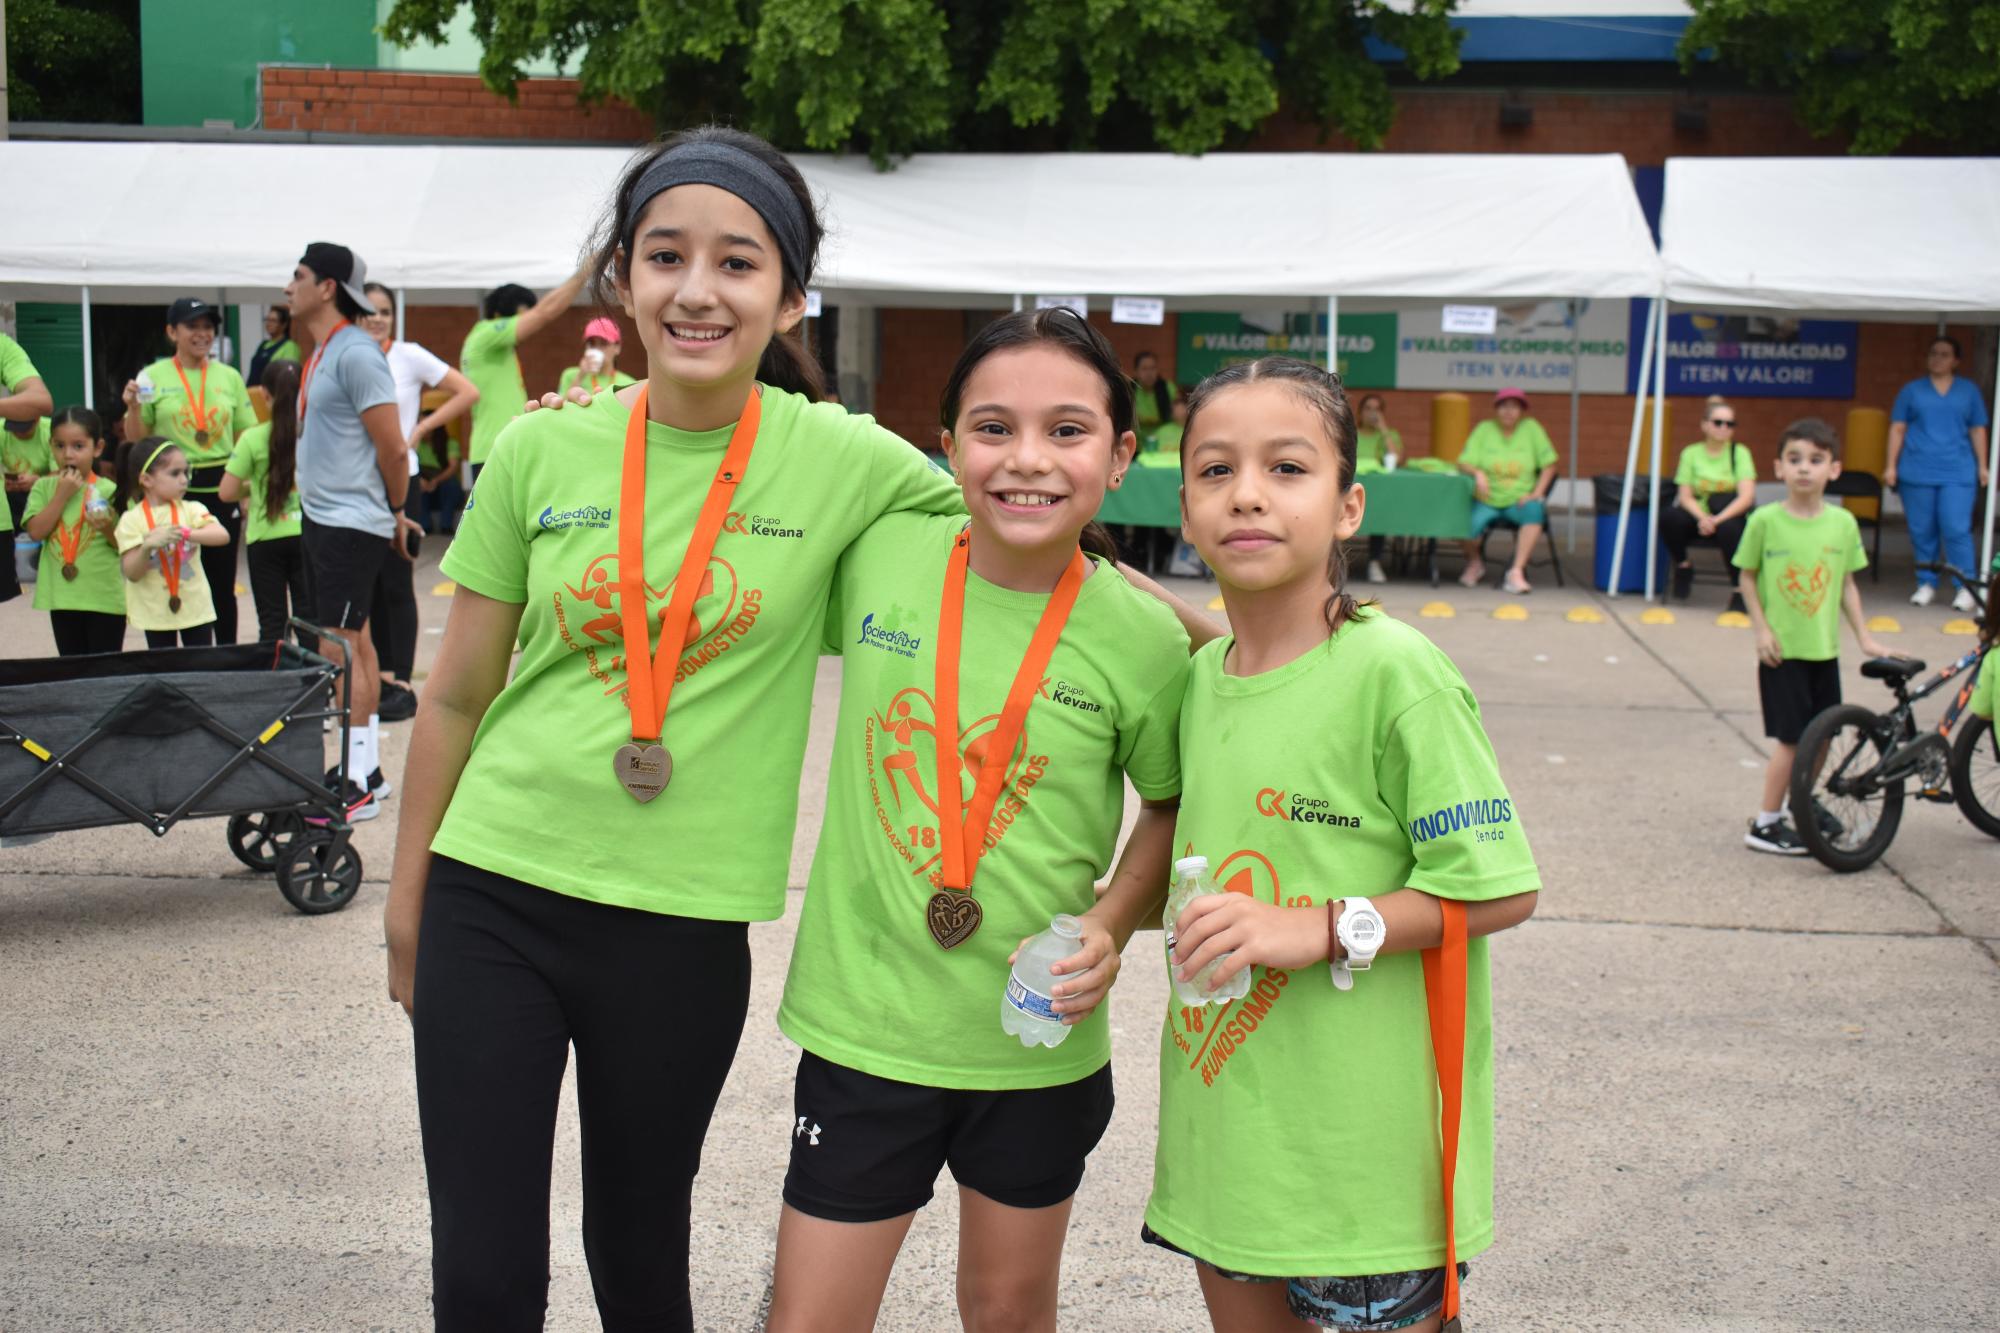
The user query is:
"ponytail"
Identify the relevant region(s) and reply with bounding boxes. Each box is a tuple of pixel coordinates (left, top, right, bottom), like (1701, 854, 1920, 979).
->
(1080, 521, 1119, 564)
(758, 325, 825, 402)
(261, 359, 302, 525)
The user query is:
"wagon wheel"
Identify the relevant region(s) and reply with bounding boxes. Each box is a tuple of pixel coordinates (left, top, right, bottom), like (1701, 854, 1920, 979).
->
(274, 831, 363, 916)
(227, 810, 305, 872)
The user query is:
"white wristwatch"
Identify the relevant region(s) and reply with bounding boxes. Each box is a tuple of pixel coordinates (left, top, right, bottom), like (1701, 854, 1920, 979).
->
(1329, 896, 1386, 992)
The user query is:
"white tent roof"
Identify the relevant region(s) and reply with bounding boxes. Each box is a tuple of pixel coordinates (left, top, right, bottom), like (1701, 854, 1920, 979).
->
(1661, 156, 2000, 321)
(0, 141, 1661, 307)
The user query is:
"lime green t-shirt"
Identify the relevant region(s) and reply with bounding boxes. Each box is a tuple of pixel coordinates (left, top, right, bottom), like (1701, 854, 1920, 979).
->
(258, 337, 302, 366)
(1144, 613, 1541, 1278)
(1357, 426, 1402, 469)
(25, 475, 123, 616)
(779, 512, 1190, 1090)
(112, 497, 219, 631)
(1674, 441, 1756, 501)
(1459, 418, 1557, 508)
(137, 357, 256, 475)
(1, 332, 41, 396)
(1732, 502, 1867, 662)
(1134, 378, 1179, 432)
(1969, 652, 1995, 719)
(557, 366, 637, 399)
(224, 424, 304, 545)
(434, 385, 964, 921)
(3, 418, 53, 478)
(418, 433, 460, 474)
(462, 317, 525, 465)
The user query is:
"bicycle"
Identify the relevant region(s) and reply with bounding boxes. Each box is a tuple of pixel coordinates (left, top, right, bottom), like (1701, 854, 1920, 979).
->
(1790, 560, 1996, 873)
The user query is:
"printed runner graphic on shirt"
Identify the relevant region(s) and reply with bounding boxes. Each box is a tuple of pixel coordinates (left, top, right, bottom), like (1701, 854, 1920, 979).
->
(1779, 557, 1833, 618)
(1169, 843, 1298, 1089)
(552, 551, 765, 697)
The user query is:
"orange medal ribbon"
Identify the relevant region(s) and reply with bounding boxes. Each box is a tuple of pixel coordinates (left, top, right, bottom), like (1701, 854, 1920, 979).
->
(1421, 899, 1469, 1331)
(53, 493, 96, 579)
(925, 529, 1086, 948)
(172, 357, 211, 446)
(611, 384, 761, 802)
(297, 320, 352, 427)
(142, 499, 186, 613)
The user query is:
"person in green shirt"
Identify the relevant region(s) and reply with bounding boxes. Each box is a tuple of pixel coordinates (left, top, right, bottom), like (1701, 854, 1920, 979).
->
(1456, 386, 1559, 594)
(386, 127, 963, 1329)
(556, 316, 639, 399)
(1356, 392, 1403, 585)
(769, 308, 1186, 1332)
(1, 332, 54, 530)
(1131, 350, 1179, 448)
(1735, 418, 1890, 856)
(1663, 395, 1758, 609)
(460, 264, 593, 485)
(248, 306, 302, 389)
(1152, 356, 1539, 1332)
(219, 359, 311, 646)
(21, 407, 125, 654)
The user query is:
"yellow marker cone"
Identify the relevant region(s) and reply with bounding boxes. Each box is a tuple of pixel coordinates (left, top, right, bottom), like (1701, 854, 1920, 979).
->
(432, 581, 458, 597)
(1943, 618, 1978, 636)
(1716, 611, 1752, 628)
(1866, 615, 1902, 633)
(1419, 601, 1455, 618)
(1206, 595, 1226, 611)
(1639, 607, 1675, 625)
(1565, 606, 1605, 623)
(1492, 604, 1529, 621)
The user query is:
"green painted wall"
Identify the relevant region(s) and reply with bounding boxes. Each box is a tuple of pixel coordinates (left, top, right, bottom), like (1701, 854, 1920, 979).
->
(15, 305, 84, 416)
(140, 1, 377, 128)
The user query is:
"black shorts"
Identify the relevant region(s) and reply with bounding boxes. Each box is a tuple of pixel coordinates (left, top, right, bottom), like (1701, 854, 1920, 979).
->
(301, 515, 388, 631)
(783, 1050, 1114, 1223)
(1759, 657, 1842, 744)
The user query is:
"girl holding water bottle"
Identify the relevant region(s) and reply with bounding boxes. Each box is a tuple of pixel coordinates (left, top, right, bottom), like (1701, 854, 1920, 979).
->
(22, 408, 125, 655)
(766, 308, 1191, 1333)
(112, 437, 226, 648)
(1148, 358, 1540, 1333)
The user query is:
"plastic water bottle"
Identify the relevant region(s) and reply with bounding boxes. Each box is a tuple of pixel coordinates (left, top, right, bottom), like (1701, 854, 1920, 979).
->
(1164, 856, 1252, 1006)
(134, 369, 157, 404)
(84, 492, 110, 521)
(1002, 914, 1080, 1048)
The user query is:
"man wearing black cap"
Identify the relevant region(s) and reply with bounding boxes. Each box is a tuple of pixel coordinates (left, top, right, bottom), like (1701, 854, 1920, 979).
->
(122, 297, 258, 643)
(285, 242, 409, 821)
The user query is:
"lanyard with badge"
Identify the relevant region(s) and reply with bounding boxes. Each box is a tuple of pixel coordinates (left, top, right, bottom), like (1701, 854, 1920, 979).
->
(612, 384, 761, 802)
(924, 528, 1085, 949)
(297, 321, 352, 427)
(173, 357, 212, 446)
(141, 499, 187, 613)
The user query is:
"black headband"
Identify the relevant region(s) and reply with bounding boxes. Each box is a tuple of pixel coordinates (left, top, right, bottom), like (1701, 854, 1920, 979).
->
(628, 143, 811, 287)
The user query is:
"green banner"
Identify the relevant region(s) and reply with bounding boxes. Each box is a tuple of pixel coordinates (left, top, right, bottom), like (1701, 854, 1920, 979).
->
(1177, 312, 1398, 387)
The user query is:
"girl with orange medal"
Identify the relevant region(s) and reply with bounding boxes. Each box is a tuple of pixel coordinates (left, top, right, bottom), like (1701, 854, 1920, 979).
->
(111, 437, 227, 648)
(383, 127, 960, 1330)
(22, 407, 125, 655)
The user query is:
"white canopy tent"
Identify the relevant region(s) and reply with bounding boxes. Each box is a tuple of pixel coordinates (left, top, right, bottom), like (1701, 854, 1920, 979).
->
(1612, 156, 2000, 596)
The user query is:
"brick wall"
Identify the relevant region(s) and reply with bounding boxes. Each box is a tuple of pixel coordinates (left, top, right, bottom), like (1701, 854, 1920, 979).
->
(260, 66, 653, 141)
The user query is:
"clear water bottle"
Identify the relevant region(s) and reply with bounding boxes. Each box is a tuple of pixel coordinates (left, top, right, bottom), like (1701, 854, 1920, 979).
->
(1164, 855, 1251, 1006)
(134, 369, 157, 404)
(84, 491, 110, 521)
(1002, 914, 1080, 1048)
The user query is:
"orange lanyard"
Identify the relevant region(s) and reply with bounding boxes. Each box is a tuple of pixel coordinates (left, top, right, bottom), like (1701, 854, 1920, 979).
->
(932, 529, 1086, 892)
(53, 492, 97, 572)
(1421, 899, 1469, 1331)
(616, 384, 760, 745)
(141, 500, 185, 607)
(172, 357, 210, 441)
(298, 320, 351, 426)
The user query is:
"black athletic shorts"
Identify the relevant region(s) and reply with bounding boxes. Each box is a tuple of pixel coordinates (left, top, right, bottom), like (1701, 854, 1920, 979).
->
(301, 515, 388, 631)
(783, 1050, 1115, 1223)
(1759, 657, 1842, 744)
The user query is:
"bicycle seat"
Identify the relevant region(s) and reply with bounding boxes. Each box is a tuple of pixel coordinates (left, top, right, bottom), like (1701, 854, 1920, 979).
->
(1860, 656, 1924, 683)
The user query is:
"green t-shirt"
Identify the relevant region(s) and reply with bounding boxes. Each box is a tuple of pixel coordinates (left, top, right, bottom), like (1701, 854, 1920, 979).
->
(1733, 503, 1867, 662)
(557, 366, 638, 399)
(3, 418, 53, 478)
(224, 424, 304, 545)
(0, 333, 41, 396)
(258, 337, 302, 366)
(462, 317, 525, 465)
(25, 475, 123, 616)
(1459, 418, 1557, 509)
(1144, 614, 1541, 1278)
(1133, 378, 1179, 432)
(112, 497, 219, 631)
(779, 512, 1190, 1090)
(1356, 426, 1402, 469)
(417, 433, 461, 474)
(1969, 652, 1995, 719)
(434, 385, 964, 921)
(1674, 441, 1756, 501)
(137, 357, 257, 475)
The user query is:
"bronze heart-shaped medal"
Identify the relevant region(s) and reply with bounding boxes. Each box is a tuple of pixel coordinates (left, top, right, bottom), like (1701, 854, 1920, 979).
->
(926, 890, 982, 950)
(614, 742, 672, 803)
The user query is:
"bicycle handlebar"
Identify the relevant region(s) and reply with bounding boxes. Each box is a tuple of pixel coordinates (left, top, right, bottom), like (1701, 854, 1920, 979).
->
(1918, 561, 1991, 595)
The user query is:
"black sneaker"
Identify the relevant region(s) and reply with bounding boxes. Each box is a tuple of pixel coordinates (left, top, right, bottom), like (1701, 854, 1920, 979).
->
(1672, 564, 1694, 600)
(1726, 591, 1747, 615)
(379, 682, 417, 723)
(325, 765, 392, 800)
(307, 779, 379, 825)
(1744, 818, 1809, 855)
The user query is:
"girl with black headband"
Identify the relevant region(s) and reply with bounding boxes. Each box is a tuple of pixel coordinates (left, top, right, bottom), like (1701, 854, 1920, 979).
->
(383, 127, 962, 1330)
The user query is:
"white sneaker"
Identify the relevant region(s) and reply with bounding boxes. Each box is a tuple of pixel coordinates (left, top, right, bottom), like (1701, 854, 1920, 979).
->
(1458, 561, 1487, 589)
(1953, 586, 1977, 613)
(1910, 584, 1936, 607)
(1366, 560, 1388, 585)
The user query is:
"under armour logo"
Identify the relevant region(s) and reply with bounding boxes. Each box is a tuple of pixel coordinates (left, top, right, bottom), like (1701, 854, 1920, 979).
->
(795, 1116, 822, 1147)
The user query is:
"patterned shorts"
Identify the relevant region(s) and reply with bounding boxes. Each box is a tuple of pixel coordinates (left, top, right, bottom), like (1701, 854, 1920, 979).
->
(1142, 1224, 1469, 1332)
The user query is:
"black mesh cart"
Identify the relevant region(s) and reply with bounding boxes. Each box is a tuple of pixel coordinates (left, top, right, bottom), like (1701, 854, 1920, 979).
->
(0, 622, 364, 913)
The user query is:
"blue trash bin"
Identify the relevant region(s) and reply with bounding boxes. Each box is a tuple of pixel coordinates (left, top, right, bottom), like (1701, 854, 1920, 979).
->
(1592, 475, 1670, 594)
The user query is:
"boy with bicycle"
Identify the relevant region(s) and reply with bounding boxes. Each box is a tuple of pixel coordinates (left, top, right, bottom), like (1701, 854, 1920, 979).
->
(1735, 418, 1891, 855)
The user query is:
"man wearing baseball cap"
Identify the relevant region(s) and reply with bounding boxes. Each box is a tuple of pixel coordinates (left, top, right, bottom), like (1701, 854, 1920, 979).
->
(122, 297, 259, 642)
(284, 242, 409, 821)
(1457, 386, 1560, 594)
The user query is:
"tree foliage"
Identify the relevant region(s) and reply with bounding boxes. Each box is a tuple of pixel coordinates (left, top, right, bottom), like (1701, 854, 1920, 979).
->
(380, 0, 1462, 164)
(1682, 0, 2000, 153)
(6, 0, 141, 124)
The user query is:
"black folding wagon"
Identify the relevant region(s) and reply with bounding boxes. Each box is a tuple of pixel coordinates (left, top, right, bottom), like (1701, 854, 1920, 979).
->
(0, 622, 364, 914)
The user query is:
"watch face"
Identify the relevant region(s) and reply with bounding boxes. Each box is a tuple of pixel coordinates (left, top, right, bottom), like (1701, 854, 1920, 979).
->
(1346, 910, 1385, 951)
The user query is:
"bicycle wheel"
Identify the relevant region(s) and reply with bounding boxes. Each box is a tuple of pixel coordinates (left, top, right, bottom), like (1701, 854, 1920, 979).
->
(1950, 714, 2000, 840)
(1791, 704, 1905, 873)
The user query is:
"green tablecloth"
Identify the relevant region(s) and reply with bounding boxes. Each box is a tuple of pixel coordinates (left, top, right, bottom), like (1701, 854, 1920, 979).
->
(1099, 465, 1475, 540)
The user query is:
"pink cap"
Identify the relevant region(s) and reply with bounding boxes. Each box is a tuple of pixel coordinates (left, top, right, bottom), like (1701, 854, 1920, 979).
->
(1493, 386, 1529, 407)
(583, 317, 623, 344)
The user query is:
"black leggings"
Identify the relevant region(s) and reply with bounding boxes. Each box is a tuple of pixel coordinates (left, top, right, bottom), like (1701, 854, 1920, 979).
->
(370, 494, 421, 679)
(413, 856, 753, 1333)
(50, 610, 127, 656)
(144, 625, 215, 649)
(1661, 494, 1748, 567)
(246, 536, 314, 645)
(190, 468, 242, 645)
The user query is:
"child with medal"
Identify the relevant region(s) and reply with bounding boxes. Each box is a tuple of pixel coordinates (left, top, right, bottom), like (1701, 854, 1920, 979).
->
(382, 127, 960, 1330)
(22, 407, 126, 655)
(112, 436, 227, 648)
(765, 308, 1190, 1332)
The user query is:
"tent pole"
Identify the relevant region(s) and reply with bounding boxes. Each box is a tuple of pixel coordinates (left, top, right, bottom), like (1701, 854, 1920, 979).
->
(80, 286, 94, 413)
(396, 289, 407, 344)
(1566, 298, 1581, 553)
(1608, 297, 1660, 598)
(1012, 295, 1023, 313)
(1325, 295, 1339, 374)
(1645, 296, 1667, 602)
